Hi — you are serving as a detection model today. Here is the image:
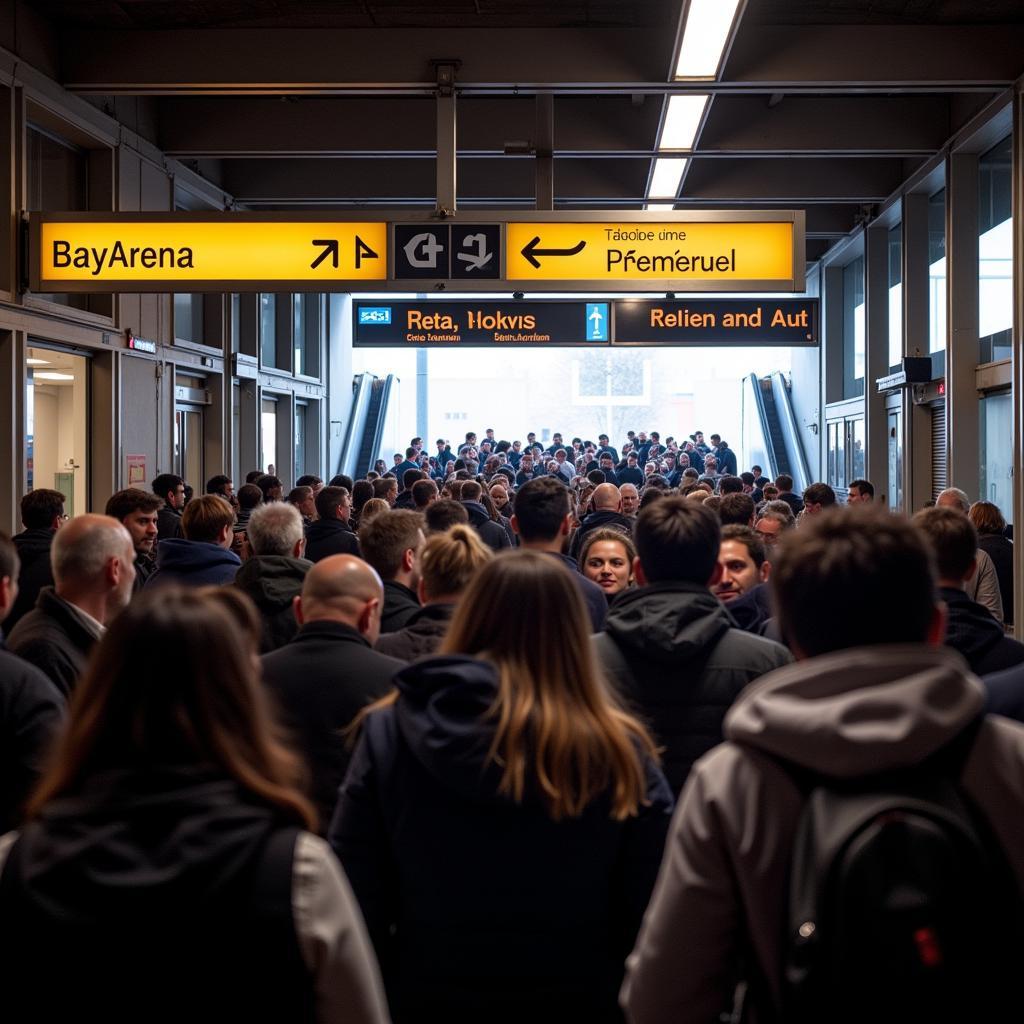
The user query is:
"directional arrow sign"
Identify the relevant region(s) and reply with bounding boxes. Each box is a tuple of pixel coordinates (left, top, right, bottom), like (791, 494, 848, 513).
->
(33, 217, 387, 291)
(506, 221, 794, 284)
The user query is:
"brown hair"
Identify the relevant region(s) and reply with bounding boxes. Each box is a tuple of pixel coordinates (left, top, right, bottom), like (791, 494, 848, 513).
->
(578, 527, 637, 574)
(105, 488, 163, 521)
(358, 498, 390, 527)
(27, 587, 316, 830)
(440, 550, 657, 820)
(358, 508, 423, 579)
(912, 505, 978, 582)
(635, 495, 719, 584)
(181, 494, 235, 543)
(969, 500, 1007, 537)
(419, 524, 492, 601)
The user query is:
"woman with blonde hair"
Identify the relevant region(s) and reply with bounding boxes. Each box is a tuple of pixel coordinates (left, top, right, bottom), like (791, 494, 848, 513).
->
(330, 550, 673, 1023)
(357, 497, 390, 528)
(376, 524, 492, 661)
(578, 527, 637, 602)
(0, 587, 389, 1024)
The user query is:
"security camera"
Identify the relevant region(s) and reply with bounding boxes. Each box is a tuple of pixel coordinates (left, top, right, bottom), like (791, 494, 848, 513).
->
(513, 291, 525, 300)
(666, 292, 676, 300)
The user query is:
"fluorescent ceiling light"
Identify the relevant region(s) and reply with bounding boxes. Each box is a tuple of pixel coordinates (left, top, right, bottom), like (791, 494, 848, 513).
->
(648, 158, 688, 200)
(26, 358, 51, 366)
(33, 372, 74, 381)
(659, 95, 709, 150)
(645, 203, 677, 211)
(675, 0, 743, 79)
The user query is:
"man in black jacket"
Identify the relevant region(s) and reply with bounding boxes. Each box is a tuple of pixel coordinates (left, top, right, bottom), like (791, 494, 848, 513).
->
(460, 480, 511, 552)
(104, 488, 162, 590)
(358, 509, 425, 632)
(7, 515, 137, 696)
(913, 506, 1024, 675)
(0, 531, 65, 833)
(2, 488, 66, 633)
(304, 486, 359, 563)
(262, 554, 404, 832)
(593, 497, 791, 793)
(152, 473, 186, 540)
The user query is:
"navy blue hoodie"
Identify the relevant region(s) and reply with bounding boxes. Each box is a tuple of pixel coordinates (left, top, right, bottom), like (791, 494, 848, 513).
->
(329, 655, 673, 1023)
(146, 539, 241, 588)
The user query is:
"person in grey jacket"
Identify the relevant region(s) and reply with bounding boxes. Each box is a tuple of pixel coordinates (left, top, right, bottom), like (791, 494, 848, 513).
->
(937, 488, 1003, 621)
(622, 507, 1024, 1024)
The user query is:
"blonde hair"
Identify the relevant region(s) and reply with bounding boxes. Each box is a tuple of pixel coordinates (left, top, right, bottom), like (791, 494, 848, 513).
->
(440, 550, 657, 821)
(358, 497, 391, 527)
(420, 524, 492, 601)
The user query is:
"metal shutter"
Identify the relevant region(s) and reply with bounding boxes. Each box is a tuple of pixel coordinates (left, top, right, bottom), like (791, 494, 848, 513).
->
(931, 401, 947, 500)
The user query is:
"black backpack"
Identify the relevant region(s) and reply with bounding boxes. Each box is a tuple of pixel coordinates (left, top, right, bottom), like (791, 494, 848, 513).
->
(777, 721, 1023, 1024)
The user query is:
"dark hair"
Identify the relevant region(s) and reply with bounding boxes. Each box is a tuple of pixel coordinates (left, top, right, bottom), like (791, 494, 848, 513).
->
(774, 508, 936, 656)
(105, 488, 163, 522)
(848, 478, 875, 500)
(327, 474, 354, 492)
(182, 494, 235, 543)
(27, 587, 316, 829)
(639, 488, 666, 510)
(740, 472, 755, 487)
(411, 478, 438, 509)
(912, 506, 978, 582)
(236, 484, 263, 512)
(721, 524, 766, 568)
(513, 477, 570, 542)
(21, 488, 67, 530)
(425, 499, 470, 534)
(775, 474, 794, 492)
(372, 477, 396, 499)
(351, 479, 374, 514)
(358, 510, 423, 580)
(0, 530, 18, 583)
(315, 486, 349, 521)
(286, 486, 313, 507)
(403, 467, 423, 491)
(151, 474, 183, 502)
(718, 475, 743, 495)
(245, 470, 264, 484)
(205, 474, 232, 495)
(256, 475, 282, 501)
(297, 474, 324, 490)
(718, 492, 756, 526)
(803, 482, 837, 507)
(634, 496, 720, 584)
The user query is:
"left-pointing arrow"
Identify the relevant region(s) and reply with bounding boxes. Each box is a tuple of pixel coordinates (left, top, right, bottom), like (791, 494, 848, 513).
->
(311, 239, 339, 270)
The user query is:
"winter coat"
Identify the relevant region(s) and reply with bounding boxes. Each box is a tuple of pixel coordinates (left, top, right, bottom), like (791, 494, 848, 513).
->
(156, 505, 183, 541)
(304, 518, 360, 563)
(2, 529, 55, 634)
(569, 509, 633, 560)
(968, 546, 1007, 623)
(329, 655, 674, 1023)
(461, 501, 512, 552)
(133, 553, 156, 591)
(233, 555, 312, 653)
(5, 587, 99, 697)
(375, 603, 454, 662)
(262, 621, 404, 830)
(381, 580, 420, 633)
(145, 539, 241, 588)
(549, 552, 607, 633)
(0, 646, 65, 833)
(617, 466, 645, 487)
(0, 767, 389, 1024)
(940, 585, 1024, 675)
(594, 581, 791, 793)
(621, 645, 1024, 1024)
(978, 534, 1014, 625)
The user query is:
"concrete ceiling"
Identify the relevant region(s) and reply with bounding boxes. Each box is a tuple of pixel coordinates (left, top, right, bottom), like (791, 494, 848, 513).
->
(16, 0, 1024, 264)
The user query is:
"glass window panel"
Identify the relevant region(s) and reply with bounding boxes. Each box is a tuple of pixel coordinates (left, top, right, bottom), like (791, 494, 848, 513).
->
(887, 410, 903, 512)
(851, 417, 865, 482)
(295, 402, 307, 475)
(980, 392, 1013, 525)
(843, 257, 865, 398)
(174, 293, 204, 343)
(928, 189, 946, 353)
(260, 294, 277, 368)
(887, 225, 902, 370)
(979, 136, 1012, 363)
(261, 398, 278, 474)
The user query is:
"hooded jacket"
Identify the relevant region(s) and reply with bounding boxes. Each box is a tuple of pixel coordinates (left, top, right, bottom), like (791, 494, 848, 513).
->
(461, 500, 512, 552)
(329, 655, 674, 1023)
(156, 505, 183, 541)
(375, 602, 454, 662)
(381, 579, 420, 633)
(303, 517, 360, 563)
(569, 509, 634, 560)
(621, 645, 1024, 1024)
(3, 529, 56, 633)
(594, 581, 791, 793)
(0, 767, 389, 1024)
(940, 585, 1024, 675)
(145, 538, 241, 589)
(233, 555, 312, 653)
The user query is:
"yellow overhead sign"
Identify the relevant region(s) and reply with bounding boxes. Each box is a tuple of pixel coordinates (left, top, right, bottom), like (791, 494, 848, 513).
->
(37, 221, 387, 287)
(505, 221, 794, 283)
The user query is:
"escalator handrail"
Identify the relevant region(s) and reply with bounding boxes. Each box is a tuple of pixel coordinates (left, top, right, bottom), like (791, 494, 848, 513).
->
(747, 372, 780, 478)
(770, 371, 812, 493)
(339, 373, 376, 479)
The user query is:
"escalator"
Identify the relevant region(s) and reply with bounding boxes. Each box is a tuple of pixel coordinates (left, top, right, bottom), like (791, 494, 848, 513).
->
(338, 372, 399, 479)
(743, 372, 812, 492)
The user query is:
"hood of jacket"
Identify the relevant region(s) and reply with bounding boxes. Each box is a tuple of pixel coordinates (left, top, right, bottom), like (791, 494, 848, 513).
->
(461, 501, 492, 528)
(603, 581, 731, 667)
(234, 555, 311, 611)
(11, 766, 288, 921)
(154, 538, 241, 576)
(940, 586, 1005, 664)
(304, 517, 354, 543)
(392, 655, 503, 800)
(13, 529, 54, 566)
(725, 644, 984, 777)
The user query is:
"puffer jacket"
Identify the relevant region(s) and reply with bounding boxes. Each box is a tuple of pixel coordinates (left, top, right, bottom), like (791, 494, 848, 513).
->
(621, 645, 1024, 1024)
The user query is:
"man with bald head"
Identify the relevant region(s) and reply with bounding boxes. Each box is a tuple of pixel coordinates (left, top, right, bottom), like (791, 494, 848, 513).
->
(7, 514, 136, 696)
(260, 554, 406, 831)
(569, 482, 633, 559)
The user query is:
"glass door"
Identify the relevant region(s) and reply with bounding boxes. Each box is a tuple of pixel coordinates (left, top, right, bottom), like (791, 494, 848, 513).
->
(887, 410, 903, 512)
(174, 405, 204, 490)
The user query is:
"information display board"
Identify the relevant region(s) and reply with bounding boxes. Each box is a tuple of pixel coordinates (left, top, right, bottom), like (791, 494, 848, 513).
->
(614, 299, 817, 346)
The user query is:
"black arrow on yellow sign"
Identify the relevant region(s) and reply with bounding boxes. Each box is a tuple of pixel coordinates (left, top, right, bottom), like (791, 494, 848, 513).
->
(521, 236, 586, 269)
(311, 239, 338, 270)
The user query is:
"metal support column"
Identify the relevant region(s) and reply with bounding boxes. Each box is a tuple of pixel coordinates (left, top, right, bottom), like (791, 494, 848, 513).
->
(1012, 84, 1024, 637)
(945, 151, 981, 501)
(434, 61, 459, 215)
(416, 348, 428, 445)
(820, 264, 844, 482)
(903, 192, 933, 512)
(535, 94, 554, 211)
(864, 223, 889, 497)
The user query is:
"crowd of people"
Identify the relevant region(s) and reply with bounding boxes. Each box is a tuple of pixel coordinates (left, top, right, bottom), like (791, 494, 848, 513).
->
(0, 424, 1021, 1021)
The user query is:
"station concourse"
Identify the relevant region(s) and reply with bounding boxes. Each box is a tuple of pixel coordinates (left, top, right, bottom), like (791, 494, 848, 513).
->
(1, 1, 1024, 1020)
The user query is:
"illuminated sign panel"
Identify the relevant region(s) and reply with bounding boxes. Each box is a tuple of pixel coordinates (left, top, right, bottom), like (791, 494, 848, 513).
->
(614, 299, 817, 345)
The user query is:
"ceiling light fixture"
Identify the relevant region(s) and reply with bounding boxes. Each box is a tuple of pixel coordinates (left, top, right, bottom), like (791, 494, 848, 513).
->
(645, 203, 677, 212)
(33, 371, 74, 381)
(26, 358, 51, 366)
(674, 0, 744, 79)
(658, 94, 709, 151)
(648, 158, 688, 200)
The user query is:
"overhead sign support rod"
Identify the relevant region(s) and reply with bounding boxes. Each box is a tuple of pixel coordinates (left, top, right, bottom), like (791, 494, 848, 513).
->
(433, 60, 460, 216)
(535, 94, 554, 211)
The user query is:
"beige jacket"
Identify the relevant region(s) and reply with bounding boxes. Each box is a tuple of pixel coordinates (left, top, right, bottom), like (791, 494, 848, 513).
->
(621, 644, 1024, 1024)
